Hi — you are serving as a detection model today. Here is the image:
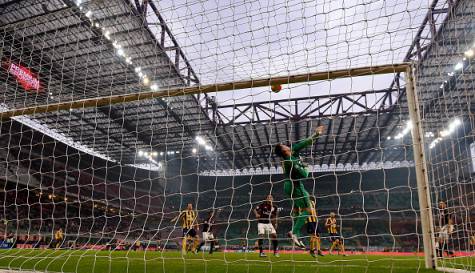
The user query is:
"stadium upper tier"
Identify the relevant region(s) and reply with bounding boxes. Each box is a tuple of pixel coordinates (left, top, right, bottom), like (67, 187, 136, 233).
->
(0, 0, 473, 173)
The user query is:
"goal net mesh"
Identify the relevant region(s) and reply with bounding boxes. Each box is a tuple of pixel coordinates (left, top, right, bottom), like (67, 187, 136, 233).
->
(421, 0, 475, 270)
(0, 0, 473, 272)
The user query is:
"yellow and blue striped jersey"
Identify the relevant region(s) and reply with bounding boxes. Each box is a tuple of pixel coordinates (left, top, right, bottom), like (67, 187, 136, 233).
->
(307, 201, 317, 223)
(326, 217, 337, 234)
(180, 210, 197, 229)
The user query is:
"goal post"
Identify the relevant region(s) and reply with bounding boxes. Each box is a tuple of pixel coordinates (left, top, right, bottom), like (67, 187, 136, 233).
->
(0, 62, 439, 268)
(0, 63, 409, 119)
(405, 65, 436, 269)
(2, 0, 474, 272)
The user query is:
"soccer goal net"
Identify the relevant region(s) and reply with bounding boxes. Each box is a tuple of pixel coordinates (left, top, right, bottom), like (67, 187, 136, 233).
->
(0, 0, 473, 273)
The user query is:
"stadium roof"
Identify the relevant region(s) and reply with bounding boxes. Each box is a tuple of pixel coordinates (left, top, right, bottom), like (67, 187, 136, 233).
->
(0, 0, 472, 173)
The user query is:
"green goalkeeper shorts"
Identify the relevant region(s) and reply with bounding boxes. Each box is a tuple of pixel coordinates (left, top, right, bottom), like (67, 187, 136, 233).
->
(284, 180, 310, 209)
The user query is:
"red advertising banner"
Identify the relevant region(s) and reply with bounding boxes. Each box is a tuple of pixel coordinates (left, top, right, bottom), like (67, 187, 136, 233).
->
(4, 61, 41, 92)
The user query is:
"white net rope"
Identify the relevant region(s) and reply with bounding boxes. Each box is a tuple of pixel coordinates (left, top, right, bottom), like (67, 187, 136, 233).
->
(420, 0, 475, 270)
(0, 0, 473, 272)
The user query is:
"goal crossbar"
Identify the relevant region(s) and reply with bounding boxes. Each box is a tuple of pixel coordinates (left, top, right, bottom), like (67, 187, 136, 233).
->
(0, 63, 409, 120)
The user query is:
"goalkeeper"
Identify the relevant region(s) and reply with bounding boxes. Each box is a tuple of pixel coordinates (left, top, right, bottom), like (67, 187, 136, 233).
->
(274, 125, 324, 247)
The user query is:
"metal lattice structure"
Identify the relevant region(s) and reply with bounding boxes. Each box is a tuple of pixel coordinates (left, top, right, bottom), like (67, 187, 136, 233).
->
(0, 0, 472, 173)
(0, 0, 475, 272)
(0, 0, 233, 169)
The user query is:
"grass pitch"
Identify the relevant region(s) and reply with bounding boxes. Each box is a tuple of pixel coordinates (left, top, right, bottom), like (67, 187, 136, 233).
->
(0, 249, 472, 273)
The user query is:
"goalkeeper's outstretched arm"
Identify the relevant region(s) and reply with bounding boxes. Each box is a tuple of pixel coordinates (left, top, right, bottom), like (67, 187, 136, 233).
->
(291, 125, 324, 153)
(274, 125, 324, 159)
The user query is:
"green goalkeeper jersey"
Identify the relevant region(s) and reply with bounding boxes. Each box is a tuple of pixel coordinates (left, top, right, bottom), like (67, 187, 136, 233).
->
(281, 133, 319, 208)
(281, 134, 318, 180)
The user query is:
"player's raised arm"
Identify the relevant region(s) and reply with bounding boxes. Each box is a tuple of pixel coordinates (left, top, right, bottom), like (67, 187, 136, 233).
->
(253, 205, 261, 219)
(291, 125, 324, 153)
(170, 211, 183, 224)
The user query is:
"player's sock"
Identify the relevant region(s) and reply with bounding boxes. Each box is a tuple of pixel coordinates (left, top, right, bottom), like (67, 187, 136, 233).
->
(332, 242, 339, 254)
(316, 238, 321, 252)
(258, 239, 264, 253)
(191, 238, 199, 253)
(272, 239, 278, 253)
(209, 241, 215, 254)
(292, 210, 310, 237)
(198, 242, 205, 251)
(310, 237, 316, 256)
(181, 237, 187, 254)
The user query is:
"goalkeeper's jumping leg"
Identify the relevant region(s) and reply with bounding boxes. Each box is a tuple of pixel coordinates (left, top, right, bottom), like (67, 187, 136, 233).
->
(287, 188, 311, 248)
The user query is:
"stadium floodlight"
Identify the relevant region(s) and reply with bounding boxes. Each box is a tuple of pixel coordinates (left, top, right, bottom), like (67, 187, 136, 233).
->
(75, 0, 82, 6)
(152, 151, 158, 157)
(150, 84, 159, 91)
(195, 136, 206, 145)
(143, 76, 150, 85)
(430, 118, 462, 148)
(138, 150, 144, 156)
(451, 118, 462, 127)
(85, 10, 92, 18)
(104, 30, 111, 40)
(116, 48, 125, 57)
(394, 121, 412, 139)
(386, 136, 391, 140)
(441, 118, 462, 137)
(205, 145, 213, 151)
(94, 22, 100, 28)
(159, 152, 164, 156)
(466, 49, 475, 58)
(192, 148, 197, 154)
(134, 67, 141, 73)
(429, 137, 442, 149)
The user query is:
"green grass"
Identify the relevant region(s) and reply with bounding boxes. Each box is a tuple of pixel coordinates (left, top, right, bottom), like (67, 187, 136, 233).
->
(0, 249, 472, 273)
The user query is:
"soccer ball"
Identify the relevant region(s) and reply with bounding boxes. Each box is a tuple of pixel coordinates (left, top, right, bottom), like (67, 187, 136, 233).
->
(271, 84, 282, 93)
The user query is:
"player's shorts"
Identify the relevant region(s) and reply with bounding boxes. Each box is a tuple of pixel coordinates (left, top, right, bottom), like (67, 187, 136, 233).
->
(284, 180, 310, 208)
(307, 222, 320, 235)
(183, 228, 197, 237)
(329, 233, 341, 242)
(202, 232, 214, 241)
(258, 223, 277, 235)
(438, 225, 453, 240)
